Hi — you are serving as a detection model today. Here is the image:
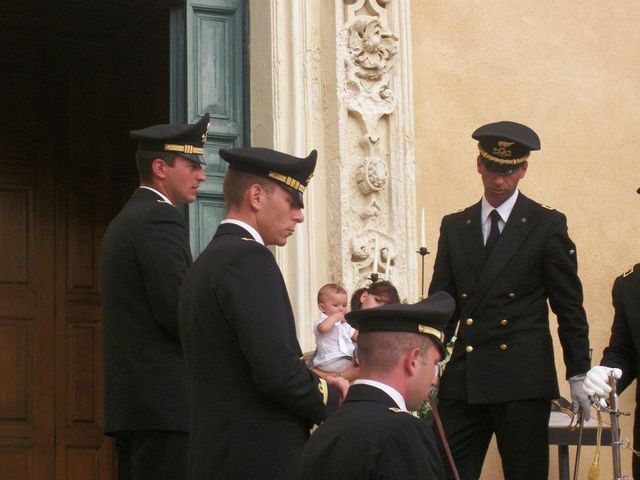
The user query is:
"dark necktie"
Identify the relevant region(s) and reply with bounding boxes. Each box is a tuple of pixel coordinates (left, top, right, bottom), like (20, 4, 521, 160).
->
(485, 209, 501, 259)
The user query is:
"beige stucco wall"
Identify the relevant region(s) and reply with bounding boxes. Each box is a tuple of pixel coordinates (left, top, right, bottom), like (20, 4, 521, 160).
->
(412, 1, 640, 477)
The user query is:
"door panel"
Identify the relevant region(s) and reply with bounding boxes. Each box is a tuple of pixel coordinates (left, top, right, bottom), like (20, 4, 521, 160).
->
(0, 64, 55, 480)
(185, 0, 246, 256)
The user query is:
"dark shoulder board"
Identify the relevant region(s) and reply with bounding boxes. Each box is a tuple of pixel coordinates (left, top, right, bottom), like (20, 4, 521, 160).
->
(387, 407, 410, 414)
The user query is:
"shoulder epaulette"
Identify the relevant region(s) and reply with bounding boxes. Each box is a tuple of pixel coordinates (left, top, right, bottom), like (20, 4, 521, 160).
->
(156, 199, 171, 204)
(388, 407, 409, 414)
(318, 379, 328, 406)
(623, 266, 635, 278)
(540, 204, 554, 210)
(456, 208, 464, 213)
(241, 237, 256, 242)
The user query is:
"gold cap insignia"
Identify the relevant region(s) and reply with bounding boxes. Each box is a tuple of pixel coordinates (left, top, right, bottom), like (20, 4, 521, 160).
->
(493, 141, 515, 157)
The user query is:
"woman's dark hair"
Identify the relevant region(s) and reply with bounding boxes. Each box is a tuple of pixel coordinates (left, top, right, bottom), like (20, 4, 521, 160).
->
(349, 281, 400, 311)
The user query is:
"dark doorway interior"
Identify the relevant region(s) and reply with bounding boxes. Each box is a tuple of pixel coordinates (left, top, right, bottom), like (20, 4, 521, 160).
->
(0, 2, 176, 478)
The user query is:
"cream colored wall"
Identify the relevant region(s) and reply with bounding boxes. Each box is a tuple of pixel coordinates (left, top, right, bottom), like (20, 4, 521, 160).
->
(412, 1, 640, 478)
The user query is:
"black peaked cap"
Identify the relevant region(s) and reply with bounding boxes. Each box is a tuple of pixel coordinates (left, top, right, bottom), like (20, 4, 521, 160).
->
(219, 147, 317, 208)
(346, 291, 455, 355)
(472, 120, 540, 175)
(130, 113, 210, 165)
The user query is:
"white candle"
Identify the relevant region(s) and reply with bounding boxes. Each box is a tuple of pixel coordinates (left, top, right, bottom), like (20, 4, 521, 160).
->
(385, 248, 391, 278)
(373, 235, 379, 273)
(420, 208, 426, 248)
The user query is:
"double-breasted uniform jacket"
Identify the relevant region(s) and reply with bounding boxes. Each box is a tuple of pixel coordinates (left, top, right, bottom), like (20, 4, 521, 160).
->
(299, 383, 445, 479)
(600, 264, 640, 478)
(178, 222, 339, 480)
(101, 187, 191, 434)
(429, 192, 590, 404)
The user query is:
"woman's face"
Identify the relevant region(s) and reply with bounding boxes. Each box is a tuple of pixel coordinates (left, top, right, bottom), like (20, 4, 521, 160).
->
(360, 291, 387, 309)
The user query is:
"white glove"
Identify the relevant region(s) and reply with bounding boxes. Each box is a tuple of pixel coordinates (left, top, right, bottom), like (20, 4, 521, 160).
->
(569, 375, 592, 422)
(583, 365, 623, 397)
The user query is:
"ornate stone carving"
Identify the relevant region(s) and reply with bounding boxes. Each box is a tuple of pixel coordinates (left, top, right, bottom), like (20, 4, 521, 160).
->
(341, 0, 400, 288)
(344, 15, 398, 152)
(349, 231, 396, 289)
(356, 156, 388, 193)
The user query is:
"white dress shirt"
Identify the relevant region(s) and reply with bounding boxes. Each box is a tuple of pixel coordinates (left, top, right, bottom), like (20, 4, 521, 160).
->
(353, 379, 407, 410)
(480, 189, 520, 244)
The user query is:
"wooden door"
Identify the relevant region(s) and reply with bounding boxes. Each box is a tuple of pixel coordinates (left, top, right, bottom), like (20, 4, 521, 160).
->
(0, 0, 246, 477)
(0, 2, 171, 478)
(0, 58, 55, 480)
(52, 54, 116, 480)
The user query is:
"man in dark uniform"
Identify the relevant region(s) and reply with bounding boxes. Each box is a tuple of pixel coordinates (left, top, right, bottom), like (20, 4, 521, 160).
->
(299, 291, 455, 479)
(178, 147, 348, 480)
(584, 260, 640, 479)
(101, 114, 209, 480)
(428, 121, 591, 479)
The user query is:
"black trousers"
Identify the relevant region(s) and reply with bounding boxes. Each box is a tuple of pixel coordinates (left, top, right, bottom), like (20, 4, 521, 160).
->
(435, 398, 551, 480)
(115, 430, 188, 480)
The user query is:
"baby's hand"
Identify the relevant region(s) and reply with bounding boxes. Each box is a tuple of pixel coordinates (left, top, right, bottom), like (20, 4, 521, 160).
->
(327, 312, 346, 323)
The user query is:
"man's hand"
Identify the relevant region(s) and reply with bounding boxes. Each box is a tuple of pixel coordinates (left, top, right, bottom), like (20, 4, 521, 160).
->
(569, 374, 592, 421)
(583, 365, 623, 397)
(326, 376, 349, 405)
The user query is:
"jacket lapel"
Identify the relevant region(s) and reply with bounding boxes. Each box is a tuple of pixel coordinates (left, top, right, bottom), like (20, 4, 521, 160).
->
(467, 194, 534, 311)
(459, 202, 486, 281)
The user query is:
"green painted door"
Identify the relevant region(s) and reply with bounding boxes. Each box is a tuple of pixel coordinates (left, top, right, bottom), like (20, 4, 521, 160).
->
(173, 0, 246, 257)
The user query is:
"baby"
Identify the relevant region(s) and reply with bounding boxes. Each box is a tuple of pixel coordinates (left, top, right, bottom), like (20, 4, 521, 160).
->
(311, 283, 358, 375)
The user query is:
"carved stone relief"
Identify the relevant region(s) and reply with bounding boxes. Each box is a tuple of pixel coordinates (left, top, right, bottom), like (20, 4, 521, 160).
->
(340, 0, 402, 290)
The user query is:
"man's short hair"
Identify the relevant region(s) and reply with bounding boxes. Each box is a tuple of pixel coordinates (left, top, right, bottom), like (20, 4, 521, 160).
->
(135, 150, 178, 183)
(317, 283, 347, 305)
(223, 168, 276, 207)
(357, 332, 435, 374)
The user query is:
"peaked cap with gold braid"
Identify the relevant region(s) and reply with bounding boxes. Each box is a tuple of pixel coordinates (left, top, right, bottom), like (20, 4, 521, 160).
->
(130, 113, 210, 166)
(472, 120, 540, 175)
(345, 291, 455, 356)
(219, 147, 317, 208)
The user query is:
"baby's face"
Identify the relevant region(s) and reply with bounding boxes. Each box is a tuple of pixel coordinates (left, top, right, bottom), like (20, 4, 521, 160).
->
(320, 292, 348, 316)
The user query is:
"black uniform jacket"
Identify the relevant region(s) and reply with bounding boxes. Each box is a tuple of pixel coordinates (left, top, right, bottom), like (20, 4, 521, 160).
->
(101, 187, 191, 433)
(429, 193, 590, 404)
(299, 383, 445, 479)
(600, 264, 640, 477)
(178, 222, 338, 480)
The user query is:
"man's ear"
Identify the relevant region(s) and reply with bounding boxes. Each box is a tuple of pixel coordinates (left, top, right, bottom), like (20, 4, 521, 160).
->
(246, 184, 264, 211)
(404, 348, 422, 376)
(151, 158, 168, 179)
